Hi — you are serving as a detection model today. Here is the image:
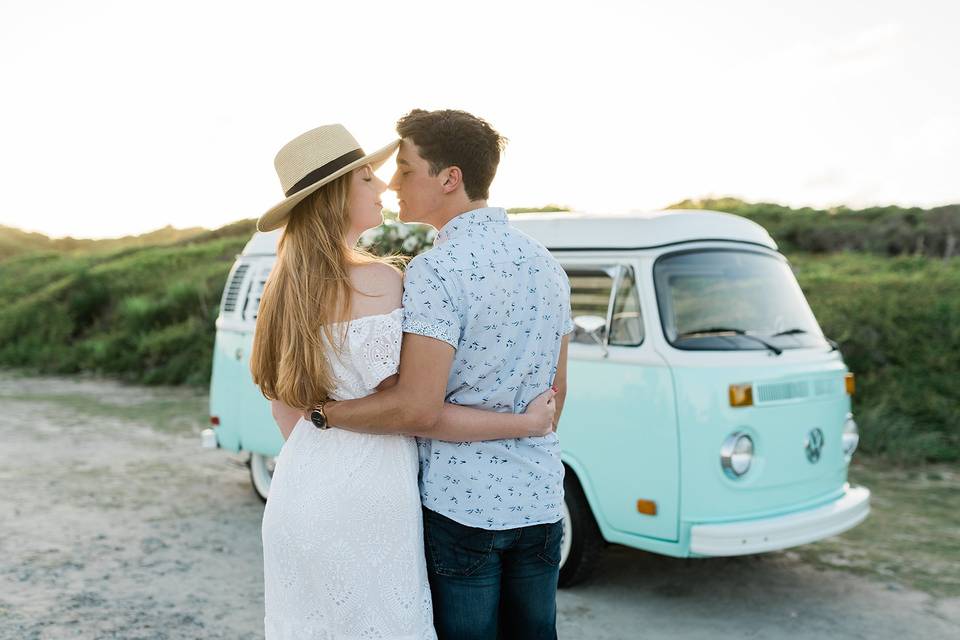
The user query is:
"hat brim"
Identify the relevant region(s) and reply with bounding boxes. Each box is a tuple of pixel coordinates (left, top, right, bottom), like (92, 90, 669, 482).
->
(256, 138, 400, 232)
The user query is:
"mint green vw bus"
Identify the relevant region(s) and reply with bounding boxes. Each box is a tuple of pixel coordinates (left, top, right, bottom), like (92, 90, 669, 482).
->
(206, 210, 869, 587)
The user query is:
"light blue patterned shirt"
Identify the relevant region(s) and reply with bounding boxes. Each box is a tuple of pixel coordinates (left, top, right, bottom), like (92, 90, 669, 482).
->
(402, 207, 574, 530)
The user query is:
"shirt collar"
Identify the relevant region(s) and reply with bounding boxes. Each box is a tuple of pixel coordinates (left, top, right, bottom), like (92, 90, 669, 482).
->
(434, 207, 508, 246)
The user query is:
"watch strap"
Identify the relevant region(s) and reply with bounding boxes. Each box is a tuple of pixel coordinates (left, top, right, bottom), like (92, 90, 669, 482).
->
(311, 399, 329, 430)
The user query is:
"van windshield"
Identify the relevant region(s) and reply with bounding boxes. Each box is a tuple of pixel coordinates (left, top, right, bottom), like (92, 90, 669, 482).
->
(653, 249, 828, 351)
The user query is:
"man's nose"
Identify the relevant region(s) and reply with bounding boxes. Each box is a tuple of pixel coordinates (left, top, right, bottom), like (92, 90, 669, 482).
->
(387, 172, 401, 192)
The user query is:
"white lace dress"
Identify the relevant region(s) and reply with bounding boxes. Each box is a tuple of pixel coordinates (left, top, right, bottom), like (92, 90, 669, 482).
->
(261, 309, 436, 640)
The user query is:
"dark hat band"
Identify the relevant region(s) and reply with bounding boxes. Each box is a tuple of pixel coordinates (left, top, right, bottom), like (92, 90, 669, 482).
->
(285, 148, 365, 197)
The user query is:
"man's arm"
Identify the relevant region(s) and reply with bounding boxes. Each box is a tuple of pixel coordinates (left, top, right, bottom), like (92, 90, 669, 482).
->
(322, 332, 451, 435)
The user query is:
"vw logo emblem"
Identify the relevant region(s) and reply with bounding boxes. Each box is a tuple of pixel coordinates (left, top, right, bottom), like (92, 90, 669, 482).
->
(805, 428, 825, 463)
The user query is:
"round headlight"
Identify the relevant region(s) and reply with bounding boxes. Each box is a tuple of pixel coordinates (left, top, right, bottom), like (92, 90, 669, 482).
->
(842, 414, 859, 458)
(721, 432, 754, 479)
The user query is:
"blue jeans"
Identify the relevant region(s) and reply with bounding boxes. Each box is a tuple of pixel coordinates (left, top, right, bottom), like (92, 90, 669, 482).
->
(422, 507, 561, 640)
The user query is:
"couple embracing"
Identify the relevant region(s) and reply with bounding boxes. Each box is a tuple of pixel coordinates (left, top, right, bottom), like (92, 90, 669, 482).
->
(250, 109, 573, 640)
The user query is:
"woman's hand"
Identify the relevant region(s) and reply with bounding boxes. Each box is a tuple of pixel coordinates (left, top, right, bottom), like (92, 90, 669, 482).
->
(523, 387, 557, 437)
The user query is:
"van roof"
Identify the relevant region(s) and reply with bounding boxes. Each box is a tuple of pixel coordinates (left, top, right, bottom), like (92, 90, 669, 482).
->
(240, 209, 777, 256)
(509, 209, 777, 251)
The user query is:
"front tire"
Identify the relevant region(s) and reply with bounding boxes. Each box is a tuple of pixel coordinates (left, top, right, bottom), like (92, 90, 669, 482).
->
(558, 471, 605, 588)
(249, 452, 275, 502)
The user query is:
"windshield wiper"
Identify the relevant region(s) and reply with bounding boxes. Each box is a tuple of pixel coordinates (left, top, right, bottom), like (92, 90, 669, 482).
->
(771, 328, 807, 337)
(676, 327, 783, 355)
(772, 328, 839, 352)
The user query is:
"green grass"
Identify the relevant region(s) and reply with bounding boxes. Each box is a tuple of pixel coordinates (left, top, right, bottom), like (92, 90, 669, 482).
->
(0, 232, 251, 385)
(789, 456, 960, 597)
(0, 386, 208, 435)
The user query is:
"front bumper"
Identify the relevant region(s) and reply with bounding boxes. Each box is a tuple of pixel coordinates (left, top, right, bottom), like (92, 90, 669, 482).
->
(690, 484, 870, 556)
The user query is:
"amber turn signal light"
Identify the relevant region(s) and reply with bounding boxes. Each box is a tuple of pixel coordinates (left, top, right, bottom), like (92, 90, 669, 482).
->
(845, 373, 855, 395)
(729, 383, 754, 407)
(636, 499, 658, 516)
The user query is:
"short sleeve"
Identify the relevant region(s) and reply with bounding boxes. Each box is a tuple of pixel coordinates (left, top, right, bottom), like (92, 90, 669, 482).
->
(402, 255, 462, 349)
(559, 263, 575, 335)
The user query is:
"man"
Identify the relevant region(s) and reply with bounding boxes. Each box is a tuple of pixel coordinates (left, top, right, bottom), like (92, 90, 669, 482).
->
(323, 109, 572, 639)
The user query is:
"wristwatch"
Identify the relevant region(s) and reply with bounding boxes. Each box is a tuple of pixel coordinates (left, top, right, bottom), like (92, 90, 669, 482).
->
(310, 400, 330, 430)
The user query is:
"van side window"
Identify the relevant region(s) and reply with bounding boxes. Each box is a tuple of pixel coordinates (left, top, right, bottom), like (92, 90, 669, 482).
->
(566, 268, 614, 345)
(610, 267, 643, 346)
(242, 265, 272, 322)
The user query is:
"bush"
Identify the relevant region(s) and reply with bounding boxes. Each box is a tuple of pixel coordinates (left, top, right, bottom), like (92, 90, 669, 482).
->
(671, 198, 960, 258)
(0, 230, 246, 384)
(359, 220, 435, 257)
(792, 253, 960, 462)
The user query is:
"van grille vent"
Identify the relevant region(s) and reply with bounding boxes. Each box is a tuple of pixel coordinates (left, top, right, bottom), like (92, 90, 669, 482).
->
(754, 377, 842, 405)
(222, 264, 249, 313)
(756, 381, 810, 403)
(812, 378, 839, 396)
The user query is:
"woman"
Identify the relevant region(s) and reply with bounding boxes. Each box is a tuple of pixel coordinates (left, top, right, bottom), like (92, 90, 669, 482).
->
(249, 125, 556, 639)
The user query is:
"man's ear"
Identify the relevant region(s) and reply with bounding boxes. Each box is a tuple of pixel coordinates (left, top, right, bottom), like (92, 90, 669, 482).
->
(440, 166, 463, 194)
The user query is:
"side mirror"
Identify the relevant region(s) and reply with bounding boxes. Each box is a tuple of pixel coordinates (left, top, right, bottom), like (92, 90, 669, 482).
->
(573, 315, 609, 357)
(574, 315, 606, 335)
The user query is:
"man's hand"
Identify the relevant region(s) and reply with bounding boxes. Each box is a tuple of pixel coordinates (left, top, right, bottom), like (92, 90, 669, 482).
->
(523, 388, 557, 437)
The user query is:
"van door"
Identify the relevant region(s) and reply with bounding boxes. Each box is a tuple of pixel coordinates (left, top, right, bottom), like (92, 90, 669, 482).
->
(558, 259, 680, 542)
(210, 259, 254, 451)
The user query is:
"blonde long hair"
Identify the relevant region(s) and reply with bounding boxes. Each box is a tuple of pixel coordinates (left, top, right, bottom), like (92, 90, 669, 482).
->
(249, 173, 392, 410)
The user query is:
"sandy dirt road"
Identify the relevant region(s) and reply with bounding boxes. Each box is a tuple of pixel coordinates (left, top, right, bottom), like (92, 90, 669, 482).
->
(0, 373, 957, 639)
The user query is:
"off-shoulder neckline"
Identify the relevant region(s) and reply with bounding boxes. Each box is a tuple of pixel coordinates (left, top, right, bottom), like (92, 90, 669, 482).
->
(328, 307, 403, 327)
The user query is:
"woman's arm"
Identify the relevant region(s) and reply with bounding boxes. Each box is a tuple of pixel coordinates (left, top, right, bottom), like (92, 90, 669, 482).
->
(271, 399, 302, 441)
(551, 334, 571, 431)
(331, 370, 555, 441)
(426, 388, 557, 442)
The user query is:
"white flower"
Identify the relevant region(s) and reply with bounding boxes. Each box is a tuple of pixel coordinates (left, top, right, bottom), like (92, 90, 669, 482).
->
(358, 229, 379, 247)
(426, 229, 437, 243)
(394, 224, 411, 239)
(402, 236, 420, 253)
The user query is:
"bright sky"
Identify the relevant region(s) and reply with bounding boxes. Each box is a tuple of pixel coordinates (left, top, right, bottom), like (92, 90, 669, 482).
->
(1, 0, 958, 238)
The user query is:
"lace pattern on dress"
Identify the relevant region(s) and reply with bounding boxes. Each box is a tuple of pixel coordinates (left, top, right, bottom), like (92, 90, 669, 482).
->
(261, 307, 436, 639)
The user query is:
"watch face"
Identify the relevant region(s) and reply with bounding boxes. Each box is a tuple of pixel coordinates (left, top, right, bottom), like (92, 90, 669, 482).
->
(310, 408, 327, 429)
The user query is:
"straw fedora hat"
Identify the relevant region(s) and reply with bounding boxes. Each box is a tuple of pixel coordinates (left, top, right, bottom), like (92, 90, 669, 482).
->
(257, 125, 399, 232)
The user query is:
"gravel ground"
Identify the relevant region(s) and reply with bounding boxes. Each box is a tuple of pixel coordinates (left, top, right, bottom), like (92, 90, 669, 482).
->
(0, 373, 957, 639)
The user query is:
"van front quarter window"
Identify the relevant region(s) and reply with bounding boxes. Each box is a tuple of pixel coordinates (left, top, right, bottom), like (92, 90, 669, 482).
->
(564, 264, 643, 347)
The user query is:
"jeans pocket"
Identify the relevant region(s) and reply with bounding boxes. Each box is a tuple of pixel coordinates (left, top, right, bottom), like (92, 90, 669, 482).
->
(536, 520, 564, 567)
(424, 511, 496, 577)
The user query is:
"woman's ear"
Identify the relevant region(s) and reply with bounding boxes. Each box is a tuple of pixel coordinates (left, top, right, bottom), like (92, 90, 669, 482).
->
(440, 166, 463, 194)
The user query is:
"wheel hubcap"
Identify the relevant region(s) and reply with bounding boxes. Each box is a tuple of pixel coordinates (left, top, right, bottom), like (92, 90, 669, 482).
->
(560, 500, 572, 568)
(250, 453, 275, 499)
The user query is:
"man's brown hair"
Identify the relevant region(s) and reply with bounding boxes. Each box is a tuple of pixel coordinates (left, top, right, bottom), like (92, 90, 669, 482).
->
(396, 109, 507, 201)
